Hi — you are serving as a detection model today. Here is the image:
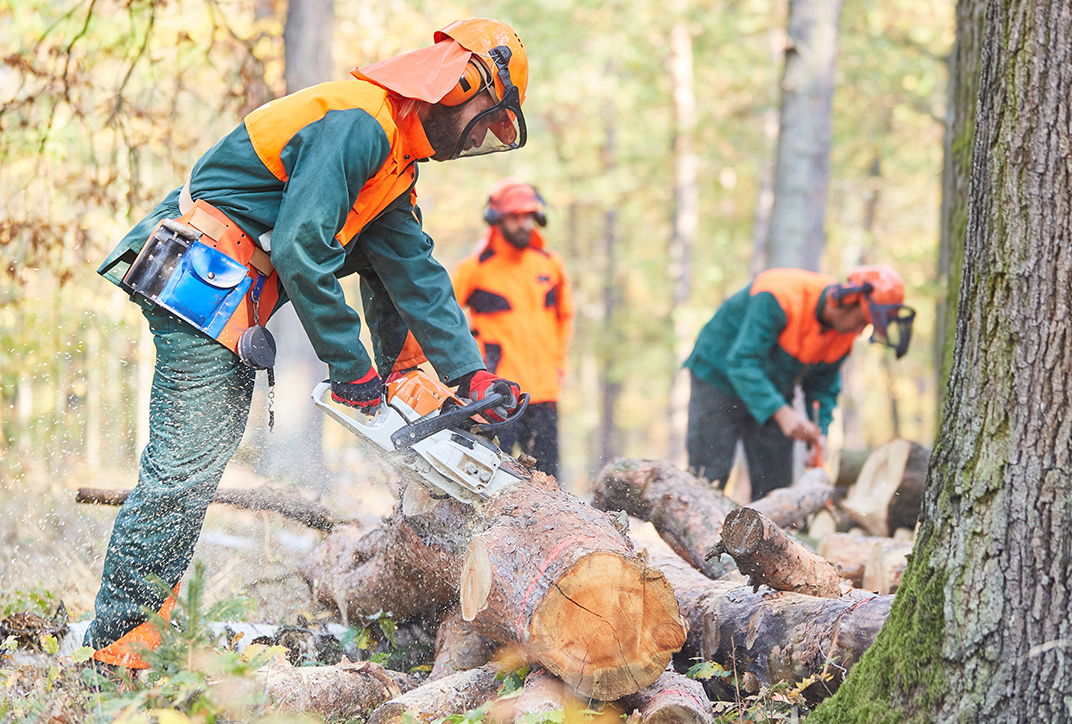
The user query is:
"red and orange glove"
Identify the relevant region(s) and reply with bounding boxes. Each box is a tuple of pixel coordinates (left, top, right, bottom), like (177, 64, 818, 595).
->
(459, 370, 521, 423)
(331, 368, 383, 415)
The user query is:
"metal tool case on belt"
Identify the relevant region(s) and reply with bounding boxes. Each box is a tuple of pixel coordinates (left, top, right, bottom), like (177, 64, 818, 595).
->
(121, 201, 279, 370)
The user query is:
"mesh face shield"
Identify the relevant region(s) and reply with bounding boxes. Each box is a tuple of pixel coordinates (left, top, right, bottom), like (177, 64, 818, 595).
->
(869, 303, 916, 358)
(450, 46, 527, 159)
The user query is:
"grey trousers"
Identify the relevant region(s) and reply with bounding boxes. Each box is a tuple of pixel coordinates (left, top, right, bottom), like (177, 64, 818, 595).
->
(685, 373, 793, 500)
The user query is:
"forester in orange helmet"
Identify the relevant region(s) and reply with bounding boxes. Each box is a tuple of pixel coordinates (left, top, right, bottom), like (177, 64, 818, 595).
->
(87, 20, 530, 674)
(684, 266, 914, 500)
(453, 179, 575, 480)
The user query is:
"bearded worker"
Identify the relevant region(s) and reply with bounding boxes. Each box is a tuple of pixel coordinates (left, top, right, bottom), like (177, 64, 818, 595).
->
(453, 179, 574, 480)
(87, 19, 530, 673)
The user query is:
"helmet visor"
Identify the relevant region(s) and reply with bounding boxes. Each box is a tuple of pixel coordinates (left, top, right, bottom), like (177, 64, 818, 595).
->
(451, 84, 526, 159)
(870, 304, 916, 359)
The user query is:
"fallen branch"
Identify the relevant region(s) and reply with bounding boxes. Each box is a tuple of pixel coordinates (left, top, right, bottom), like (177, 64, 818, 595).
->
(258, 656, 413, 721)
(75, 486, 353, 531)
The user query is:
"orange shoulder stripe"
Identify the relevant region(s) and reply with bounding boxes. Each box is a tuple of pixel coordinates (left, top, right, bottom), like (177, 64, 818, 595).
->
(751, 269, 854, 364)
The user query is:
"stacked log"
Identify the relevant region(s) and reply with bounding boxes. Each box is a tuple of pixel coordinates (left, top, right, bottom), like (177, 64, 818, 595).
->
(861, 539, 914, 595)
(298, 472, 687, 702)
(840, 439, 930, 537)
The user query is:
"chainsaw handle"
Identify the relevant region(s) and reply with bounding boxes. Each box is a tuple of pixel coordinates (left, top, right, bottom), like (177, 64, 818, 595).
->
(469, 392, 529, 434)
(389, 391, 527, 450)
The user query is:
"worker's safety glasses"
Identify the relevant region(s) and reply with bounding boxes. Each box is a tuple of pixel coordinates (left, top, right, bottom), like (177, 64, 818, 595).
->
(451, 46, 527, 159)
(869, 304, 916, 359)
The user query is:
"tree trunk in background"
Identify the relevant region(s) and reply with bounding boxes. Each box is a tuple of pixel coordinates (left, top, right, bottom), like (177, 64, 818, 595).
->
(765, 0, 842, 271)
(259, 0, 336, 491)
(667, 20, 698, 466)
(597, 75, 621, 468)
(935, 0, 986, 420)
(811, 1, 1072, 720)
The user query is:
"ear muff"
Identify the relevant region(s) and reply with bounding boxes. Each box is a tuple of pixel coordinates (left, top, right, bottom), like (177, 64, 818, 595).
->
(440, 59, 490, 107)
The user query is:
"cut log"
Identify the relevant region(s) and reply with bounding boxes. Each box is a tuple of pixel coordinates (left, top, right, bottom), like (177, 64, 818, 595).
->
(511, 667, 590, 722)
(861, 539, 914, 595)
(299, 473, 687, 701)
(76, 485, 356, 531)
(817, 532, 892, 587)
(748, 467, 834, 530)
(619, 667, 713, 723)
(461, 472, 687, 701)
(840, 439, 930, 537)
(629, 521, 892, 702)
(429, 606, 497, 680)
(828, 447, 872, 493)
(715, 507, 842, 598)
(298, 497, 475, 625)
(258, 656, 413, 721)
(590, 459, 739, 578)
(367, 663, 502, 724)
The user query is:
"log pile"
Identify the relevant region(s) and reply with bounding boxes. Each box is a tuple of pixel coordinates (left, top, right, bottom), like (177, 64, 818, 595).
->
(77, 440, 928, 721)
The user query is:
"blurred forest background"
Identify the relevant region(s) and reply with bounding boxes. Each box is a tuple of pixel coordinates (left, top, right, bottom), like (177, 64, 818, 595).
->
(0, 0, 953, 498)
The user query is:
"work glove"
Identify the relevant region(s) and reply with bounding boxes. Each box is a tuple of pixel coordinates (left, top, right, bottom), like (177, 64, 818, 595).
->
(459, 370, 521, 423)
(330, 368, 383, 415)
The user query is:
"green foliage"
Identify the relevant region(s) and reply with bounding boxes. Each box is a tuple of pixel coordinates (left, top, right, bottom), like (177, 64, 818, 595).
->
(0, 587, 60, 619)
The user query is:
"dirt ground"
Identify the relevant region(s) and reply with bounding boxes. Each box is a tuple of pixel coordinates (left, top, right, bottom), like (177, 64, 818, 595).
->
(0, 452, 402, 635)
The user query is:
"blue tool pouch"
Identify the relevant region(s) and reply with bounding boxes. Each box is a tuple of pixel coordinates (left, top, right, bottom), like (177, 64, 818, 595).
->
(123, 220, 253, 339)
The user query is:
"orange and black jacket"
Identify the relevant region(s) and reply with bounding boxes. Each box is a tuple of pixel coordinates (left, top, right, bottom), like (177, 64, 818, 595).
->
(98, 79, 482, 385)
(684, 268, 856, 433)
(452, 227, 574, 404)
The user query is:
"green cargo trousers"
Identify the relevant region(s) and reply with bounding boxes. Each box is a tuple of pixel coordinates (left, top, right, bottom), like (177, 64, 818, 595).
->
(84, 304, 255, 650)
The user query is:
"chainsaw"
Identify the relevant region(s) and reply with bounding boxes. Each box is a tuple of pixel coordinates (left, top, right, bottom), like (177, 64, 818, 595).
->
(312, 370, 530, 505)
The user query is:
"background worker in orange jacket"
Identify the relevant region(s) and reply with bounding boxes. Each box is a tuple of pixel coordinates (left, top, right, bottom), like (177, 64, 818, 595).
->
(684, 266, 915, 499)
(453, 179, 574, 480)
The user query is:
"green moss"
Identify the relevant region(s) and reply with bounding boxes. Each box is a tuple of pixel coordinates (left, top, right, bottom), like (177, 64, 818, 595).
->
(806, 533, 950, 723)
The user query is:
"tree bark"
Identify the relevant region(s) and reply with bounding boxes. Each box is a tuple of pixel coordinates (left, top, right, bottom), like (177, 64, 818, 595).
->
(429, 605, 497, 681)
(511, 667, 590, 721)
(840, 439, 929, 537)
(367, 664, 502, 724)
(765, 0, 843, 270)
(591, 459, 739, 578)
(749, 467, 834, 530)
(716, 507, 843, 598)
(630, 522, 891, 703)
(811, 1, 1072, 720)
(619, 667, 713, 723)
(258, 657, 412, 721)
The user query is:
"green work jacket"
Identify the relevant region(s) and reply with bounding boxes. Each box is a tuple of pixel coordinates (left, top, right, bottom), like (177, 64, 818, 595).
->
(684, 268, 857, 433)
(99, 80, 483, 385)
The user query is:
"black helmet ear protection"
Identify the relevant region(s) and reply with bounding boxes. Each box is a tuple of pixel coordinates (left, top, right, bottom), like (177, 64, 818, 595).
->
(831, 281, 874, 307)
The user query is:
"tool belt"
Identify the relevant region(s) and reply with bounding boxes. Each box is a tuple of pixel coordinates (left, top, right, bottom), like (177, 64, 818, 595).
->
(121, 186, 280, 369)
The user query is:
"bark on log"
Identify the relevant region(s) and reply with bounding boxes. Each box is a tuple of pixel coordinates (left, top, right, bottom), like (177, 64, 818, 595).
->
(748, 467, 835, 530)
(461, 472, 687, 701)
(629, 521, 892, 702)
(840, 439, 930, 537)
(816, 533, 892, 587)
(861, 539, 913, 595)
(429, 605, 497, 680)
(511, 667, 590, 721)
(590, 459, 738, 578)
(300, 473, 687, 701)
(715, 507, 842, 598)
(298, 497, 473, 624)
(76, 485, 354, 531)
(258, 657, 413, 721)
(367, 663, 502, 724)
(619, 667, 713, 723)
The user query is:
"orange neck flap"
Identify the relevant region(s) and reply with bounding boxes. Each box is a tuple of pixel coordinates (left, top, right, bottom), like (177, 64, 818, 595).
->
(351, 39, 472, 103)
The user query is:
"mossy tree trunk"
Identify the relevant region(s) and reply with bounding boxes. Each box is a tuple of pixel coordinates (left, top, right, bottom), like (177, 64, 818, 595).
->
(809, 1, 1072, 722)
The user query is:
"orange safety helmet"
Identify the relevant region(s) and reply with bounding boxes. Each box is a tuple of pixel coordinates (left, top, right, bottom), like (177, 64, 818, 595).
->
(484, 178, 547, 226)
(834, 265, 915, 358)
(434, 19, 529, 159)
